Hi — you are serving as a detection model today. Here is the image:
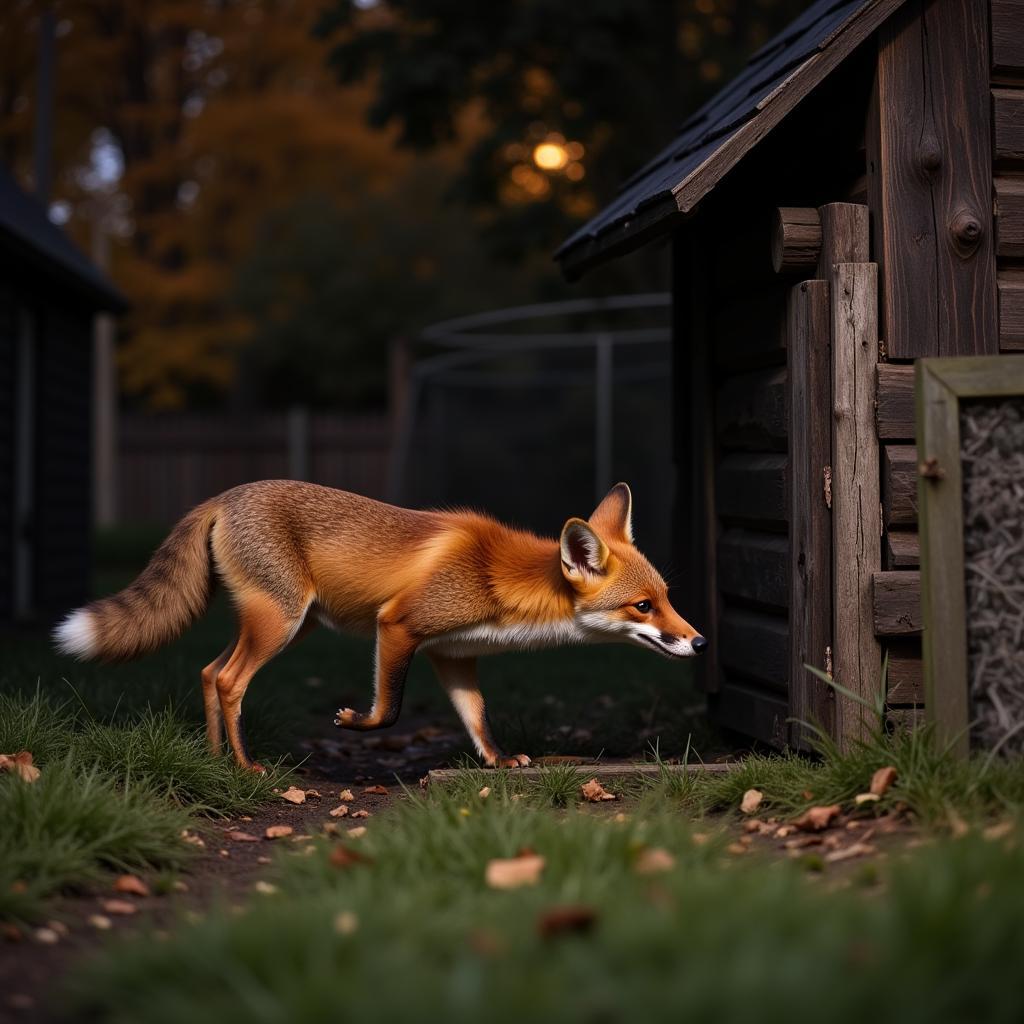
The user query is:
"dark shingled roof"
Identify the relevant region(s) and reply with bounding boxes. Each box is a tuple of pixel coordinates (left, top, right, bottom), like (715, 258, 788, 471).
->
(0, 166, 126, 311)
(556, 0, 906, 275)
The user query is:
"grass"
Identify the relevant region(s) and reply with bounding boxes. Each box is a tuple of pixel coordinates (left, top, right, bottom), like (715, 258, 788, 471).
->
(62, 779, 1024, 1024)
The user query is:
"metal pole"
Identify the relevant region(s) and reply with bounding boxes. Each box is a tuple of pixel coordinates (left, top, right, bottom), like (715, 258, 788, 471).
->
(595, 332, 613, 503)
(34, 7, 56, 203)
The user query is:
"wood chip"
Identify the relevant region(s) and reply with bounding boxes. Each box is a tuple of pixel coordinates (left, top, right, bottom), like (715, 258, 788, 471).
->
(486, 854, 546, 889)
(329, 804, 349, 818)
(112, 874, 150, 897)
(33, 927, 60, 945)
(478, 786, 491, 799)
(338, 789, 355, 802)
(254, 881, 279, 895)
(580, 778, 616, 802)
(633, 847, 676, 875)
(363, 785, 388, 795)
(740, 789, 763, 814)
(87, 914, 112, 931)
(280, 787, 306, 804)
(726, 842, 748, 855)
(226, 830, 260, 843)
(180, 830, 205, 848)
(101, 899, 137, 916)
(264, 825, 294, 839)
(347, 826, 367, 838)
(793, 805, 841, 831)
(351, 809, 371, 819)
(870, 766, 898, 796)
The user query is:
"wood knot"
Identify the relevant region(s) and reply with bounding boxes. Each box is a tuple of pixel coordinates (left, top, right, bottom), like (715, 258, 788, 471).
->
(918, 141, 941, 173)
(919, 456, 945, 481)
(949, 209, 983, 257)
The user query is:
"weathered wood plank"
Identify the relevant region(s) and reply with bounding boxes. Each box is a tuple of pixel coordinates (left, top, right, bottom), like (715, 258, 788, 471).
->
(831, 259, 882, 746)
(991, 0, 1024, 76)
(710, 678, 789, 749)
(787, 278, 834, 747)
(716, 368, 787, 451)
(876, 363, 916, 439)
(995, 177, 1024, 258)
(887, 707, 926, 731)
(882, 444, 918, 528)
(873, 571, 922, 636)
(427, 761, 740, 786)
(886, 529, 919, 568)
(717, 530, 789, 610)
(999, 271, 1024, 351)
(886, 639, 923, 704)
(867, 0, 998, 358)
(993, 89, 1024, 164)
(815, 204, 869, 279)
(719, 607, 788, 692)
(772, 207, 821, 274)
(716, 453, 787, 528)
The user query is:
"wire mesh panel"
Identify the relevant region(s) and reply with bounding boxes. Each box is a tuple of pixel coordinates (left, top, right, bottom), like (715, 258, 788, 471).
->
(392, 297, 674, 566)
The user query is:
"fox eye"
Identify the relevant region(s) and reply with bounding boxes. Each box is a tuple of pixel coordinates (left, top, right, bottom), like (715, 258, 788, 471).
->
(634, 600, 652, 613)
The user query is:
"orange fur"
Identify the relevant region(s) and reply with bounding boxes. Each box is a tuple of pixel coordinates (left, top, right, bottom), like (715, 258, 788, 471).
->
(54, 481, 704, 769)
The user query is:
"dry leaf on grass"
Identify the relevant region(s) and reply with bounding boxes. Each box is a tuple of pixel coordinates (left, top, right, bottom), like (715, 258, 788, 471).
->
(226, 830, 260, 843)
(0, 751, 41, 783)
(112, 874, 150, 897)
(580, 779, 616, 802)
(363, 785, 388, 795)
(180, 830, 205, 848)
(338, 789, 355, 802)
(334, 911, 359, 935)
(726, 842, 748, 855)
(254, 881, 279, 895)
(280, 787, 306, 805)
(87, 915, 112, 931)
(824, 842, 876, 864)
(740, 789, 763, 815)
(264, 825, 294, 840)
(101, 899, 137, 916)
(870, 766, 898, 797)
(854, 793, 881, 805)
(34, 928, 60, 945)
(793, 805, 841, 831)
(329, 804, 349, 818)
(478, 786, 491, 799)
(536, 904, 597, 939)
(485, 854, 546, 889)
(347, 826, 367, 839)
(634, 847, 676, 875)
(329, 844, 373, 869)
(351, 809, 371, 819)
(304, 789, 322, 800)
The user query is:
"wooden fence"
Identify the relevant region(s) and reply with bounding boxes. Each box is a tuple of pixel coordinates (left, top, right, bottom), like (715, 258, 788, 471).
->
(117, 410, 391, 525)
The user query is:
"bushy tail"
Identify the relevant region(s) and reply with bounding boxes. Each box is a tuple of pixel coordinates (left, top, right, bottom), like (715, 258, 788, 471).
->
(54, 500, 220, 662)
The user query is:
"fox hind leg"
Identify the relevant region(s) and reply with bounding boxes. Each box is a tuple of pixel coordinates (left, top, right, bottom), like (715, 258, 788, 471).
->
(427, 654, 531, 768)
(201, 639, 236, 754)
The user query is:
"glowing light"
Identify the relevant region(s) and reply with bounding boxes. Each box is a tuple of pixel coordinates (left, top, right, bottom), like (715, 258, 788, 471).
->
(533, 142, 570, 171)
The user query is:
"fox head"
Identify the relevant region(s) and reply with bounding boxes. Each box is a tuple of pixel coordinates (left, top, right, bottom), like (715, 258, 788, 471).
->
(559, 483, 707, 659)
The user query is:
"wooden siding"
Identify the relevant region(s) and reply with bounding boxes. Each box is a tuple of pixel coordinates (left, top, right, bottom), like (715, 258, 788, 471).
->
(0, 286, 15, 621)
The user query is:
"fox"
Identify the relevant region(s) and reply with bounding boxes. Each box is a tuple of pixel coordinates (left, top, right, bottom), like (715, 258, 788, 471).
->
(54, 481, 706, 771)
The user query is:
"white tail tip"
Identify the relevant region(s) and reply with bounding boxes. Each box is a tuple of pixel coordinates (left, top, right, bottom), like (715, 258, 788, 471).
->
(53, 609, 98, 659)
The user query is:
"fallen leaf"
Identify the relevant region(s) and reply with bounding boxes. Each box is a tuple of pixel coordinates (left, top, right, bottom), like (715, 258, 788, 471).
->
(329, 844, 373, 869)
(691, 832, 710, 845)
(33, 927, 60, 945)
(580, 778, 616, 802)
(304, 789, 322, 800)
(774, 825, 795, 839)
(256, 856, 272, 865)
(87, 914, 112, 931)
(101, 899, 137, 916)
(948, 810, 970, 838)
(824, 842, 876, 863)
(265, 825, 294, 840)
(112, 874, 150, 897)
(486, 854, 546, 889)
(338, 789, 355, 802)
(726, 842, 748, 855)
(537, 904, 597, 939)
(347, 826, 367, 839)
(740, 789, 763, 815)
(329, 804, 349, 818)
(218, 849, 230, 858)
(870, 766, 898, 797)
(793, 805, 841, 831)
(334, 911, 359, 935)
(172, 880, 188, 893)
(634, 847, 676, 875)
(854, 793, 881, 805)
(280, 787, 306, 805)
(478, 786, 491, 799)
(363, 785, 388, 795)
(742, 818, 763, 834)
(180, 830, 205, 848)
(226, 830, 260, 843)
(350, 809, 371, 819)
(983, 821, 1014, 842)
(784, 835, 823, 850)
(254, 881, 279, 895)
(0, 751, 41, 784)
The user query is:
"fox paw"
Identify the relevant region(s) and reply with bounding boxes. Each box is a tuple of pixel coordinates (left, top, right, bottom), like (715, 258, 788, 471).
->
(335, 708, 359, 727)
(248, 761, 267, 775)
(493, 753, 532, 769)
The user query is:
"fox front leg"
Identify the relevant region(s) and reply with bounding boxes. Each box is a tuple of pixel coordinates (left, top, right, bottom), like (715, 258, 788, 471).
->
(335, 619, 415, 730)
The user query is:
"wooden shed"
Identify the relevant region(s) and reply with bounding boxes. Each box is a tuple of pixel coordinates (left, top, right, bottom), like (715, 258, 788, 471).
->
(1, 167, 125, 625)
(556, 0, 1024, 749)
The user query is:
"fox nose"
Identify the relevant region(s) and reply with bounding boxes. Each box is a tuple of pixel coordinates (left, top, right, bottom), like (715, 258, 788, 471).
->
(691, 635, 708, 654)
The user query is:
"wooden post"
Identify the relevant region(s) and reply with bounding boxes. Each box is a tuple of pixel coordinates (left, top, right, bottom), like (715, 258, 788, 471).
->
(772, 208, 822, 274)
(788, 279, 834, 747)
(830, 261, 882, 747)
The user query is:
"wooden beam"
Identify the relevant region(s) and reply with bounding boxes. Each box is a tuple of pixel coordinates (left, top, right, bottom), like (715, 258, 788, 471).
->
(992, 0, 1024, 78)
(815, 204, 869, 279)
(772, 207, 821, 274)
(873, 571, 922, 636)
(717, 530, 789, 610)
(831, 259, 882, 746)
(867, 0, 998, 359)
(719, 608, 788, 692)
(886, 640, 923, 704)
(995, 177, 1024, 258)
(993, 89, 1024, 164)
(716, 453, 787, 528)
(999, 271, 1024, 351)
(876, 363, 916, 439)
(787, 278, 834, 748)
(886, 530, 919, 569)
(716, 368, 788, 451)
(882, 444, 917, 528)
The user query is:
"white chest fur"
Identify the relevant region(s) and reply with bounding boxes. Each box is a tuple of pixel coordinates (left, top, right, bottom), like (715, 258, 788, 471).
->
(420, 618, 590, 659)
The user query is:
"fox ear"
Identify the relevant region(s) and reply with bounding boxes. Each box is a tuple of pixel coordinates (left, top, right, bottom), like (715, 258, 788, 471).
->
(560, 518, 609, 584)
(589, 482, 633, 544)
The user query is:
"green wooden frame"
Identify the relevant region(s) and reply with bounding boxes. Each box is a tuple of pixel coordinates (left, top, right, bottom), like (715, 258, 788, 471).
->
(916, 356, 1024, 756)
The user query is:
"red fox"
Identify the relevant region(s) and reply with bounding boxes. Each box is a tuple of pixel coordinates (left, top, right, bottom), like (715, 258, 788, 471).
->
(55, 481, 705, 771)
